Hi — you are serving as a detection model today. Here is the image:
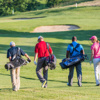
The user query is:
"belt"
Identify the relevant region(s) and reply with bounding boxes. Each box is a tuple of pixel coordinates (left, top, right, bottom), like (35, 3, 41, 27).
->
(38, 57, 46, 59)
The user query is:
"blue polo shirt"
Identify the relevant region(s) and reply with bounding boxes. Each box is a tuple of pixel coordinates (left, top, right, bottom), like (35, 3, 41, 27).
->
(7, 47, 25, 61)
(67, 41, 83, 57)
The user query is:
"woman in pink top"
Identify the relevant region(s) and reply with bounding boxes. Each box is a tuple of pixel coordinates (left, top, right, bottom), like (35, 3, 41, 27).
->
(90, 36, 100, 86)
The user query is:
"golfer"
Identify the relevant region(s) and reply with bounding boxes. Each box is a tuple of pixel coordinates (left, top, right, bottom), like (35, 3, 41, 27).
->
(7, 41, 31, 91)
(34, 36, 53, 88)
(90, 36, 100, 86)
(66, 36, 85, 87)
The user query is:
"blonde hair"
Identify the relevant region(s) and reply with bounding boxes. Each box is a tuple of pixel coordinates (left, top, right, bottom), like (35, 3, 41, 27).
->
(97, 40, 99, 43)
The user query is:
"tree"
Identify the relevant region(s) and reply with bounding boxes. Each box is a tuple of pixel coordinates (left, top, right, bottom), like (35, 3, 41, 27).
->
(47, 0, 62, 7)
(0, 0, 40, 16)
(0, 0, 13, 16)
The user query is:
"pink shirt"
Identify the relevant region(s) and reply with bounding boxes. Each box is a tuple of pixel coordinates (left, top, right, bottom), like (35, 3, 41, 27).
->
(91, 42, 100, 58)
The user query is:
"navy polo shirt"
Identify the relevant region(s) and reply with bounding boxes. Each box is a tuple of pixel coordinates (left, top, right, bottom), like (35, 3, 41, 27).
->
(7, 46, 25, 61)
(67, 41, 84, 57)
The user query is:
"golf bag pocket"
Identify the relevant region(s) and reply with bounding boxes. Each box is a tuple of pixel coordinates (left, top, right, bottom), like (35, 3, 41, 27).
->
(45, 54, 57, 70)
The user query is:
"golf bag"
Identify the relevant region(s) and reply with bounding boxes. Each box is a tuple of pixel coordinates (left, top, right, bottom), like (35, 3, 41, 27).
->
(5, 57, 27, 71)
(59, 54, 88, 69)
(5, 47, 30, 71)
(45, 42, 57, 70)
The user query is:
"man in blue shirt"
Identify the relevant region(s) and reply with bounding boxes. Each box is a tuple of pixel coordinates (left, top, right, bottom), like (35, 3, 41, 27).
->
(7, 41, 31, 91)
(66, 36, 85, 87)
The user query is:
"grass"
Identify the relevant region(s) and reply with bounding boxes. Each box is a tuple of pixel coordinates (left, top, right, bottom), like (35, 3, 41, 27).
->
(0, 5, 100, 100)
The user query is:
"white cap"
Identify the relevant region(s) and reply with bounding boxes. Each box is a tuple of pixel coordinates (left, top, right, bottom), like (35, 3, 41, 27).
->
(38, 36, 43, 40)
(10, 41, 15, 46)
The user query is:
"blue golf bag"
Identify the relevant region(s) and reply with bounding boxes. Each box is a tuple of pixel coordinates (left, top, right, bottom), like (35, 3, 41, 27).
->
(59, 54, 88, 69)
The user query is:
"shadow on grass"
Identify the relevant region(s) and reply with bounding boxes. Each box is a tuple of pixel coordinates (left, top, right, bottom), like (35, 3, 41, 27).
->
(48, 79, 95, 84)
(12, 16, 46, 20)
(20, 76, 38, 80)
(0, 29, 100, 60)
(0, 73, 38, 80)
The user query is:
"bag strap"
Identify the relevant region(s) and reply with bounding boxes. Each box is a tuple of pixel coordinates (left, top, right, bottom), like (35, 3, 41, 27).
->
(12, 47, 21, 60)
(70, 43, 80, 56)
(46, 42, 51, 55)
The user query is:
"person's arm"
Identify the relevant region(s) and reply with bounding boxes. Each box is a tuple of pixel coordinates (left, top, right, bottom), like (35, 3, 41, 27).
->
(66, 44, 70, 58)
(7, 49, 11, 61)
(48, 44, 53, 54)
(20, 48, 31, 62)
(66, 51, 70, 58)
(81, 49, 85, 55)
(25, 53, 30, 59)
(80, 45, 85, 54)
(34, 53, 38, 65)
(9, 56, 11, 61)
(24, 53, 31, 62)
(34, 53, 38, 61)
(90, 50, 94, 61)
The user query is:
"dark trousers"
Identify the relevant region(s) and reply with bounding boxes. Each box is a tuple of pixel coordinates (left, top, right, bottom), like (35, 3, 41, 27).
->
(68, 62, 82, 86)
(36, 57, 48, 84)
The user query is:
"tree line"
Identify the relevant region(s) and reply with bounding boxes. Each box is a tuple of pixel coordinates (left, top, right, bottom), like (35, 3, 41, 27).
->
(0, 0, 91, 16)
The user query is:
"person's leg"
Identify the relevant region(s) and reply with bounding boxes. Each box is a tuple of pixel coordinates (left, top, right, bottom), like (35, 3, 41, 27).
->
(10, 68, 17, 91)
(93, 58, 100, 85)
(43, 65, 48, 81)
(76, 63, 82, 86)
(43, 65, 48, 88)
(36, 58, 46, 83)
(98, 59, 100, 84)
(16, 67, 20, 90)
(68, 66, 74, 86)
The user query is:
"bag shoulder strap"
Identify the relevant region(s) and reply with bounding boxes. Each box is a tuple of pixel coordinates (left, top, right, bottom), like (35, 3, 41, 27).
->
(16, 47, 21, 56)
(11, 47, 20, 60)
(70, 43, 80, 55)
(46, 42, 51, 55)
(46, 42, 49, 50)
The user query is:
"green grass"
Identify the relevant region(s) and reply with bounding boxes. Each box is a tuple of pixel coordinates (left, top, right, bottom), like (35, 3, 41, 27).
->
(0, 6, 100, 100)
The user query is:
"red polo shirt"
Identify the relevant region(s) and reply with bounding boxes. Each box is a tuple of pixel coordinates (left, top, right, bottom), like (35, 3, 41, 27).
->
(35, 41, 52, 58)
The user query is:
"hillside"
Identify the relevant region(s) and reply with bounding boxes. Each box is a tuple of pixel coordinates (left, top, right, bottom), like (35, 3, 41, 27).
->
(66, 0, 100, 7)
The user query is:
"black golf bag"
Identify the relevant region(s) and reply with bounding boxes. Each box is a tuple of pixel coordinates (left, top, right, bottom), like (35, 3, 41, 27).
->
(45, 42, 57, 70)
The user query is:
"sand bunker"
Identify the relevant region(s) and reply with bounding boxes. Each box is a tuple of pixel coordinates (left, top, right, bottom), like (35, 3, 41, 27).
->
(33, 25, 80, 33)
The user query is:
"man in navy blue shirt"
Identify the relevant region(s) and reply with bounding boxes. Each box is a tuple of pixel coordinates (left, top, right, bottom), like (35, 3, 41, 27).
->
(66, 36, 85, 87)
(7, 41, 31, 91)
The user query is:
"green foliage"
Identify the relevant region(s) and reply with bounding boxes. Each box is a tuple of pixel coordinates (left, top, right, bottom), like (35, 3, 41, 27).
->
(47, 0, 62, 7)
(26, 0, 40, 11)
(0, 0, 40, 16)
(13, 0, 28, 12)
(0, 0, 13, 16)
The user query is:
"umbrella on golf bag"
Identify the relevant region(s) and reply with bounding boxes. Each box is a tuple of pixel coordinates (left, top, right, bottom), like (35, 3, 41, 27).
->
(59, 54, 88, 69)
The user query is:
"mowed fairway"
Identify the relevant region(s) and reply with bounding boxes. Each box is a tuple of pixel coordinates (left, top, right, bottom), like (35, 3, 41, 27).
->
(0, 6, 100, 100)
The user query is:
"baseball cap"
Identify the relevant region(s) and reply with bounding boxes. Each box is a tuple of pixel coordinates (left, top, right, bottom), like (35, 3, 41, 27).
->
(89, 36, 97, 40)
(10, 41, 15, 46)
(38, 36, 43, 40)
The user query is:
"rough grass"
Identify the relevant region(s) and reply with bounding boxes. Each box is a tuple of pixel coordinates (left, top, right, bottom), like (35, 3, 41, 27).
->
(0, 6, 100, 100)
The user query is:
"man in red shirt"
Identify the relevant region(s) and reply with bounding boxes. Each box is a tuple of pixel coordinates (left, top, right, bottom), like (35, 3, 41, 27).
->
(34, 36, 53, 88)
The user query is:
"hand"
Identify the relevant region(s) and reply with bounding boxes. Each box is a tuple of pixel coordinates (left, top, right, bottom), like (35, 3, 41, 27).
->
(34, 61, 37, 65)
(27, 58, 31, 62)
(89, 61, 92, 65)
